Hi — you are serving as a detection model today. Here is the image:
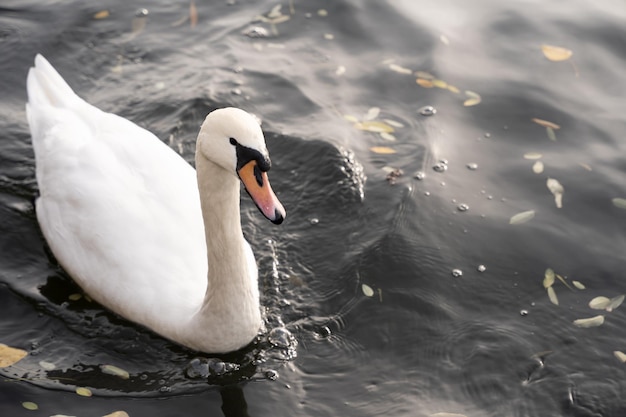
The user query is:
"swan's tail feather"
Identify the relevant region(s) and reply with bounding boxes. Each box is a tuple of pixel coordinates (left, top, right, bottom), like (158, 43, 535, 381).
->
(27, 54, 80, 109)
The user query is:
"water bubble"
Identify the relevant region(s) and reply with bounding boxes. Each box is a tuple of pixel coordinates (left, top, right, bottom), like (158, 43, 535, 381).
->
(268, 327, 293, 349)
(457, 203, 469, 212)
(319, 326, 331, 338)
(135, 8, 149, 17)
(520, 310, 529, 316)
(414, 171, 426, 180)
(265, 370, 279, 381)
(484, 132, 491, 138)
(477, 264, 486, 272)
(418, 105, 437, 116)
(159, 386, 171, 393)
(309, 218, 319, 225)
(243, 26, 269, 38)
(424, 191, 431, 196)
(451, 269, 463, 277)
(432, 161, 448, 173)
(466, 162, 478, 171)
(185, 358, 210, 379)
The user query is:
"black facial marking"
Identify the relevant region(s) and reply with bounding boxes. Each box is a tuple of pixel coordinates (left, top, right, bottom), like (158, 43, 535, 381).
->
(231, 139, 271, 172)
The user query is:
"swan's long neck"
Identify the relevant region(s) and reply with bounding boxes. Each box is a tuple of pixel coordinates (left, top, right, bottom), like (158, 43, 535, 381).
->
(183, 153, 261, 352)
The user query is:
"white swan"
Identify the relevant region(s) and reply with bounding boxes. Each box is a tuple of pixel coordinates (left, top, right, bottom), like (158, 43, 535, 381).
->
(26, 55, 285, 353)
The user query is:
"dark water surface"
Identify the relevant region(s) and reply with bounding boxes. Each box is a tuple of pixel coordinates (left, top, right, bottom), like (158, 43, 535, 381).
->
(1, 0, 626, 416)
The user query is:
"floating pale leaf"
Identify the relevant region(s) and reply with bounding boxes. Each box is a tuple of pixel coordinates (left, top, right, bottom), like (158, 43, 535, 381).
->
(509, 210, 535, 225)
(614, 351, 626, 363)
(524, 152, 543, 160)
(22, 402, 38, 411)
(463, 91, 481, 107)
(432, 79, 448, 89)
(370, 146, 396, 155)
(447, 85, 460, 94)
(579, 163, 592, 171)
(0, 344, 27, 368)
(39, 360, 56, 371)
(69, 293, 82, 301)
(573, 315, 604, 328)
(101, 364, 130, 380)
(267, 4, 282, 18)
(389, 64, 412, 75)
(383, 119, 404, 128)
(379, 132, 396, 141)
(555, 274, 573, 291)
(532, 161, 544, 174)
(343, 114, 359, 123)
(572, 280, 586, 290)
(362, 284, 374, 297)
(612, 198, 626, 210)
(93, 10, 110, 19)
(546, 178, 564, 208)
(189, 0, 198, 28)
(415, 71, 435, 80)
(103, 412, 130, 417)
(355, 121, 394, 133)
(547, 286, 559, 305)
(364, 107, 380, 121)
(546, 126, 557, 141)
(76, 387, 93, 397)
(416, 78, 434, 88)
(606, 294, 625, 312)
(543, 268, 555, 288)
(541, 44, 573, 62)
(532, 118, 560, 129)
(589, 296, 611, 310)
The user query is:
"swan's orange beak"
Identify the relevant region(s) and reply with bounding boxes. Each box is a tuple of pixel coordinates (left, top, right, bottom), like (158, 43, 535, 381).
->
(238, 160, 285, 224)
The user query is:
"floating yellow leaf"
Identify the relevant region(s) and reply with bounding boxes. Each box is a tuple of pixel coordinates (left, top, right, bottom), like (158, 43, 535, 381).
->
(76, 387, 93, 397)
(414, 71, 435, 80)
(383, 119, 404, 128)
(524, 152, 543, 160)
(355, 121, 395, 133)
(573, 315, 604, 328)
(343, 114, 359, 123)
(509, 210, 535, 225)
(416, 78, 434, 88)
(547, 286, 559, 305)
(39, 360, 56, 371)
(541, 44, 573, 62)
(607, 295, 625, 312)
(388, 64, 412, 75)
(93, 10, 110, 19)
(379, 132, 396, 141)
(370, 146, 396, 154)
(543, 268, 555, 288)
(0, 344, 27, 368)
(101, 364, 130, 380)
(364, 107, 380, 121)
(532, 160, 544, 174)
(612, 198, 626, 210)
(572, 280, 586, 290)
(463, 91, 481, 106)
(532, 118, 560, 129)
(447, 85, 460, 94)
(362, 284, 374, 297)
(69, 293, 82, 301)
(614, 351, 626, 363)
(546, 178, 564, 208)
(189, 0, 198, 28)
(589, 296, 611, 310)
(546, 126, 557, 141)
(432, 79, 448, 89)
(103, 412, 130, 417)
(22, 402, 38, 411)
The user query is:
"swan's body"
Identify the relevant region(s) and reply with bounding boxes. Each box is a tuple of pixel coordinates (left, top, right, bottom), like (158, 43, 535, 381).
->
(26, 55, 285, 353)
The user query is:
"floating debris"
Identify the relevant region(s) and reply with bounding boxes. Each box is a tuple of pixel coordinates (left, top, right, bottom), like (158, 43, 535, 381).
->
(520, 309, 529, 316)
(463, 90, 481, 106)
(370, 146, 396, 154)
(388, 63, 413, 75)
(418, 105, 437, 116)
(547, 286, 559, 305)
(466, 163, 478, 171)
(532, 161, 544, 174)
(541, 44, 573, 62)
(612, 198, 626, 210)
(614, 351, 626, 363)
(75, 387, 93, 397)
(414, 171, 426, 180)
(457, 203, 469, 212)
(386, 168, 403, 185)
(532, 118, 560, 129)
(524, 152, 543, 160)
(589, 295, 624, 312)
(0, 344, 27, 368)
(451, 269, 463, 278)
(93, 10, 110, 19)
(21, 402, 38, 411)
(573, 315, 604, 328)
(362, 284, 374, 297)
(572, 280, 586, 290)
(546, 178, 564, 208)
(543, 268, 555, 288)
(432, 160, 448, 173)
(101, 364, 130, 380)
(509, 210, 535, 225)
(477, 265, 486, 272)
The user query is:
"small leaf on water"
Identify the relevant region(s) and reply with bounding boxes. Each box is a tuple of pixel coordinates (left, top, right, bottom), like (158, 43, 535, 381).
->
(361, 284, 374, 297)
(463, 91, 481, 106)
(546, 126, 557, 141)
(416, 78, 434, 88)
(532, 118, 560, 129)
(21, 402, 38, 411)
(573, 315, 604, 328)
(355, 121, 395, 133)
(189, 0, 198, 28)
(364, 107, 381, 121)
(555, 274, 573, 291)
(524, 152, 543, 160)
(432, 79, 448, 89)
(68, 293, 82, 301)
(543, 268, 555, 288)
(572, 280, 586, 290)
(589, 296, 611, 310)
(532, 160, 544, 174)
(388, 64, 412, 75)
(579, 163, 592, 171)
(93, 10, 110, 19)
(446, 85, 460, 94)
(541, 44, 573, 62)
(606, 294, 625, 312)
(39, 360, 56, 371)
(509, 210, 535, 225)
(0, 344, 28, 368)
(103, 412, 130, 417)
(101, 364, 130, 380)
(414, 71, 435, 80)
(370, 146, 396, 155)
(547, 286, 559, 305)
(383, 119, 404, 128)
(76, 387, 93, 397)
(612, 198, 626, 210)
(614, 351, 626, 363)
(546, 178, 564, 208)
(379, 132, 396, 141)
(343, 114, 359, 123)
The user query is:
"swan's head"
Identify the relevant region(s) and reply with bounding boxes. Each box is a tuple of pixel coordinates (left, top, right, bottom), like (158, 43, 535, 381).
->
(197, 107, 285, 224)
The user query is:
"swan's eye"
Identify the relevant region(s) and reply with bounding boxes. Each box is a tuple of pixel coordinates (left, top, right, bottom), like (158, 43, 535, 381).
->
(253, 163, 263, 187)
(229, 138, 237, 146)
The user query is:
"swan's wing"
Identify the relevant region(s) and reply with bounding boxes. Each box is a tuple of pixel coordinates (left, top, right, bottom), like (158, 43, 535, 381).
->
(27, 55, 207, 329)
